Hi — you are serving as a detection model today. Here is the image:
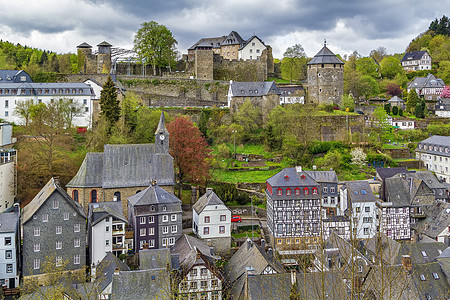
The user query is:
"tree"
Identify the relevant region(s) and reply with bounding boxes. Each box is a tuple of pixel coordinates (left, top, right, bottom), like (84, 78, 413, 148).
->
(100, 76, 120, 130)
(233, 99, 262, 142)
(370, 46, 387, 63)
(284, 44, 306, 58)
(167, 116, 211, 197)
(441, 85, 450, 98)
(437, 61, 450, 85)
(355, 57, 379, 78)
(342, 94, 356, 111)
(133, 21, 178, 76)
(392, 106, 399, 115)
(386, 83, 402, 98)
(358, 75, 380, 99)
(13, 99, 34, 126)
(384, 103, 391, 115)
(406, 89, 420, 113)
(380, 56, 403, 79)
(281, 44, 307, 82)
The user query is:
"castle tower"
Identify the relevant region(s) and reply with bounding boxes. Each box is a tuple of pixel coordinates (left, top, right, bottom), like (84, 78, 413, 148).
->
(155, 111, 169, 154)
(97, 41, 112, 74)
(77, 42, 93, 74)
(307, 40, 344, 106)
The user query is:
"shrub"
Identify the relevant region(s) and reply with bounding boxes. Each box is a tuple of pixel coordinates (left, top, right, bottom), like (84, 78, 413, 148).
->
(392, 106, 399, 115)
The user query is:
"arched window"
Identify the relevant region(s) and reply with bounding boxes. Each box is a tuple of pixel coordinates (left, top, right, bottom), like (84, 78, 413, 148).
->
(277, 188, 282, 196)
(304, 188, 309, 195)
(72, 190, 79, 202)
(286, 188, 291, 196)
(91, 190, 97, 203)
(136, 190, 141, 194)
(312, 188, 318, 195)
(114, 191, 121, 202)
(295, 188, 300, 195)
(301, 175, 305, 180)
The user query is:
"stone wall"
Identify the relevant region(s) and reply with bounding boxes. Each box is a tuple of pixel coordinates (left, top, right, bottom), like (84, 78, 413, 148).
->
(307, 63, 344, 106)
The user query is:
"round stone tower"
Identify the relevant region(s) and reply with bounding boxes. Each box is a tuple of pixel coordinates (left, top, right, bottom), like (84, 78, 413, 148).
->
(307, 41, 344, 106)
(97, 41, 112, 74)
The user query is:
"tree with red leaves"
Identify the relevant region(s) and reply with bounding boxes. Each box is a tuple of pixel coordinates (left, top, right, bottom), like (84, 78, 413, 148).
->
(386, 83, 402, 98)
(441, 85, 450, 98)
(167, 116, 211, 198)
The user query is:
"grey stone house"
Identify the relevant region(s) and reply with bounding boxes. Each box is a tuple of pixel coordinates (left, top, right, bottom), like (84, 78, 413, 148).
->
(127, 182, 182, 252)
(22, 178, 87, 280)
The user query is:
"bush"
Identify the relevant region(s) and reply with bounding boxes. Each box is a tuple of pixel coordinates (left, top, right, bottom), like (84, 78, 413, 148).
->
(399, 108, 403, 116)
(392, 106, 398, 115)
(308, 141, 346, 155)
(212, 183, 250, 205)
(323, 104, 334, 113)
(119, 254, 127, 261)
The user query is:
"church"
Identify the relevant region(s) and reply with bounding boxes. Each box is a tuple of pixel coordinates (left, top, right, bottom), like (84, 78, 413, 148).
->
(66, 112, 175, 214)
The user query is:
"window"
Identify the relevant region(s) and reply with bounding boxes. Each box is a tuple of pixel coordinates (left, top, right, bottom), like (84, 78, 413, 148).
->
(149, 227, 155, 235)
(85, 107, 89, 112)
(74, 254, 80, 265)
(219, 226, 225, 234)
(163, 206, 167, 211)
(171, 214, 177, 221)
(72, 190, 79, 202)
(162, 238, 168, 247)
(56, 256, 62, 267)
(201, 281, 208, 288)
(355, 207, 360, 213)
(162, 215, 169, 222)
(34, 228, 40, 237)
(34, 242, 41, 252)
(4, 111, 8, 117)
(74, 239, 80, 248)
(56, 226, 62, 234)
(169, 237, 175, 245)
(190, 281, 197, 289)
(52, 200, 59, 209)
(190, 269, 197, 276)
(149, 239, 155, 248)
(365, 207, 370, 212)
(295, 188, 300, 195)
(323, 187, 328, 194)
(83, 99, 87, 105)
(114, 191, 121, 202)
(211, 280, 218, 288)
(220, 215, 226, 221)
(312, 188, 318, 195)
(140, 240, 145, 249)
(140, 228, 146, 236)
(56, 241, 62, 249)
(181, 282, 188, 290)
(420, 274, 426, 281)
(204, 227, 209, 235)
(330, 187, 335, 193)
(106, 226, 109, 232)
(64, 212, 69, 220)
(140, 217, 146, 224)
(42, 214, 48, 222)
(106, 240, 110, 246)
(421, 251, 427, 257)
(171, 225, 177, 233)
(204, 216, 210, 223)
(304, 188, 309, 195)
(363, 228, 369, 235)
(432, 272, 440, 279)
(4, 100, 8, 108)
(286, 188, 291, 196)
(34, 259, 40, 270)
(6, 264, 12, 273)
(74, 224, 80, 233)
(149, 216, 154, 223)
(4, 249, 11, 260)
(163, 226, 169, 234)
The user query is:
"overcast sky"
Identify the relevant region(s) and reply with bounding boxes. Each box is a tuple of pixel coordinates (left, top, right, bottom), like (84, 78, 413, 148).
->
(0, 0, 448, 59)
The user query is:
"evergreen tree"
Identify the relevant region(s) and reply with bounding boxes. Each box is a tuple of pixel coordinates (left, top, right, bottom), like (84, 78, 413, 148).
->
(415, 103, 424, 118)
(399, 108, 403, 116)
(384, 103, 391, 114)
(406, 89, 419, 113)
(421, 100, 428, 117)
(100, 76, 120, 129)
(392, 106, 399, 115)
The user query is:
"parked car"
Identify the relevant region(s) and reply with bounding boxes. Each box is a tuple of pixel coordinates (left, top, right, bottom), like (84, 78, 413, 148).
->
(231, 215, 242, 222)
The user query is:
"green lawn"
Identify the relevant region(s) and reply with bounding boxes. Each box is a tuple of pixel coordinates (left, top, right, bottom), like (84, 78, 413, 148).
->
(382, 143, 406, 149)
(232, 231, 261, 239)
(313, 110, 358, 116)
(211, 168, 282, 183)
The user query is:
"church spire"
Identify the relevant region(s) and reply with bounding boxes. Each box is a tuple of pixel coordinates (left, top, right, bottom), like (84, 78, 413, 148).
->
(155, 111, 169, 154)
(155, 111, 168, 135)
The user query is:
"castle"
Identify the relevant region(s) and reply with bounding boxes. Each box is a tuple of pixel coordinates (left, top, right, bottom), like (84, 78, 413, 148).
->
(307, 41, 344, 106)
(77, 41, 112, 74)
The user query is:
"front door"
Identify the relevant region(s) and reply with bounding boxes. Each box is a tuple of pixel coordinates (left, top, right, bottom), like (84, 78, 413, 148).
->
(9, 278, 15, 288)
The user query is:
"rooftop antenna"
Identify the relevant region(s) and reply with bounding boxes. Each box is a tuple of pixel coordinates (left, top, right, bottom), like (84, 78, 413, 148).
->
(324, 39, 327, 47)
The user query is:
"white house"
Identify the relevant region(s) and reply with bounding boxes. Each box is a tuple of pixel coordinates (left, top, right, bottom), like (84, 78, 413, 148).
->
(192, 188, 231, 254)
(0, 82, 95, 128)
(88, 202, 128, 266)
(0, 206, 20, 288)
(415, 135, 450, 182)
(0, 148, 16, 213)
(390, 118, 415, 130)
(401, 51, 432, 71)
(238, 36, 267, 61)
(340, 181, 379, 239)
(407, 73, 445, 101)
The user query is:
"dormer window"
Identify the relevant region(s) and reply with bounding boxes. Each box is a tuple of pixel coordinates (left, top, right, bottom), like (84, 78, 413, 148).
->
(284, 175, 289, 181)
(312, 188, 318, 195)
(295, 188, 300, 195)
(277, 189, 282, 196)
(421, 251, 427, 257)
(301, 175, 305, 180)
(286, 188, 291, 196)
(304, 188, 309, 195)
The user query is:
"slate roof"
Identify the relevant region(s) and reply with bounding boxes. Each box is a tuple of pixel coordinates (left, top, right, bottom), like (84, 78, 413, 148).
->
(342, 181, 377, 203)
(408, 73, 445, 90)
(384, 177, 412, 207)
(401, 50, 428, 62)
(361, 232, 401, 266)
(221, 31, 245, 46)
(394, 170, 446, 190)
(394, 242, 447, 265)
(437, 98, 450, 111)
(89, 201, 127, 226)
(376, 167, 409, 180)
(304, 170, 338, 183)
(0, 70, 31, 83)
(192, 189, 229, 214)
(267, 167, 318, 187)
(239, 35, 266, 50)
(188, 36, 226, 50)
(95, 252, 130, 293)
(307, 43, 344, 65)
(411, 262, 450, 300)
(229, 81, 281, 98)
(128, 184, 181, 207)
(387, 96, 404, 103)
(67, 153, 103, 187)
(437, 247, 450, 259)
(416, 135, 450, 157)
(22, 178, 87, 224)
(413, 201, 450, 239)
(77, 42, 92, 48)
(97, 41, 112, 47)
(139, 248, 172, 270)
(0, 211, 19, 233)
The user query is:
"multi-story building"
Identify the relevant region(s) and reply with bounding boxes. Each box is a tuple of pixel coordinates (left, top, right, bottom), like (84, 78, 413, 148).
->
(416, 135, 450, 182)
(238, 36, 267, 61)
(127, 182, 182, 252)
(340, 181, 379, 239)
(0, 205, 20, 288)
(0, 147, 16, 213)
(66, 112, 174, 215)
(401, 51, 432, 71)
(322, 215, 351, 241)
(88, 201, 128, 265)
(305, 170, 340, 218)
(266, 166, 322, 251)
(22, 178, 87, 283)
(172, 235, 223, 300)
(192, 188, 231, 254)
(407, 73, 445, 101)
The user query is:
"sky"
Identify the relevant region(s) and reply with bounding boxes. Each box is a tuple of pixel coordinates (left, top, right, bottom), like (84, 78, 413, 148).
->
(0, 0, 448, 59)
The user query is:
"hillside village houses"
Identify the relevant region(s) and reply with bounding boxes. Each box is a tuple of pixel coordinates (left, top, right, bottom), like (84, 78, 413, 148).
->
(401, 50, 432, 71)
(407, 73, 445, 101)
(0, 206, 20, 289)
(415, 135, 450, 182)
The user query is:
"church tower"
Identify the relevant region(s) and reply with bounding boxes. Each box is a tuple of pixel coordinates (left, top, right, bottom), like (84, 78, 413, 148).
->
(307, 40, 344, 106)
(155, 112, 169, 154)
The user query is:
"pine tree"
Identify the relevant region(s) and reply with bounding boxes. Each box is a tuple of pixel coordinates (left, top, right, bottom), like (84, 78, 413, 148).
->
(415, 103, 424, 118)
(406, 89, 419, 113)
(99, 76, 120, 129)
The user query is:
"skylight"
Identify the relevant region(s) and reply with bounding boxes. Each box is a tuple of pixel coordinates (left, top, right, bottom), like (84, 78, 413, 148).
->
(361, 190, 367, 195)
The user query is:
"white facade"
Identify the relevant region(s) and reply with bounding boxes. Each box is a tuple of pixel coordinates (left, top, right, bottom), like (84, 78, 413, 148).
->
(380, 203, 411, 240)
(351, 201, 378, 239)
(193, 204, 231, 239)
(238, 36, 266, 61)
(390, 119, 415, 130)
(415, 138, 450, 183)
(0, 83, 94, 128)
(179, 264, 222, 300)
(91, 217, 127, 265)
(0, 149, 16, 213)
(280, 95, 304, 105)
(84, 79, 103, 100)
(402, 52, 432, 71)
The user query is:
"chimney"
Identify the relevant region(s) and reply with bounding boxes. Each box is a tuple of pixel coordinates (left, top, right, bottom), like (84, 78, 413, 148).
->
(53, 176, 60, 185)
(295, 166, 302, 173)
(247, 238, 252, 250)
(261, 239, 266, 251)
(267, 248, 273, 257)
(401, 255, 412, 272)
(290, 270, 297, 286)
(13, 203, 19, 213)
(206, 188, 213, 197)
(151, 179, 157, 186)
(209, 247, 214, 256)
(114, 268, 120, 275)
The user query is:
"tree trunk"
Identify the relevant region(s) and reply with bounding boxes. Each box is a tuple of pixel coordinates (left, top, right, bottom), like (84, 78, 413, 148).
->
(153, 64, 156, 76)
